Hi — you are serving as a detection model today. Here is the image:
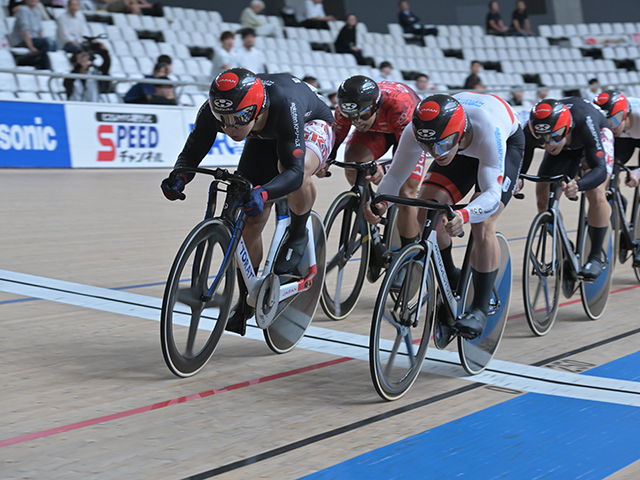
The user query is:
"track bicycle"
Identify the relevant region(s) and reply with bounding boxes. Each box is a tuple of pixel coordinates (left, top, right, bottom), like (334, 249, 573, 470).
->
(368, 194, 512, 401)
(160, 166, 327, 378)
(320, 159, 401, 321)
(521, 173, 615, 336)
(608, 160, 640, 282)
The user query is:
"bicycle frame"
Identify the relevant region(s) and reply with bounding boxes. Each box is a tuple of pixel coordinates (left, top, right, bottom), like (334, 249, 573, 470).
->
(610, 162, 640, 253)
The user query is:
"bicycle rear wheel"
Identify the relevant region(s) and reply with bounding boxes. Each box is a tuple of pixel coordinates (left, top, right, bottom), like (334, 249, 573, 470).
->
(321, 191, 370, 321)
(522, 211, 562, 336)
(369, 244, 434, 401)
(161, 219, 235, 378)
(264, 211, 327, 354)
(459, 232, 511, 375)
(633, 203, 640, 283)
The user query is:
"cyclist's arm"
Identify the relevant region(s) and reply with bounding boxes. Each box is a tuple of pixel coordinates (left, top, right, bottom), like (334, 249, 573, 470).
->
(377, 124, 422, 198)
(576, 118, 608, 191)
(329, 109, 351, 158)
(174, 101, 220, 181)
(521, 123, 537, 175)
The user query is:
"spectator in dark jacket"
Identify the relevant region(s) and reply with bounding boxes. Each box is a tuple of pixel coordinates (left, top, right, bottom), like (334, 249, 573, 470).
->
(334, 13, 368, 66)
(124, 62, 170, 104)
(486, 1, 508, 35)
(398, 0, 422, 35)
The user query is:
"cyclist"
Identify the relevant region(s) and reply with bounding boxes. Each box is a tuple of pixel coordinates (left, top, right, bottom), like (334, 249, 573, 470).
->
(524, 98, 614, 280)
(160, 68, 335, 335)
(594, 89, 640, 266)
(318, 75, 427, 251)
(366, 93, 524, 339)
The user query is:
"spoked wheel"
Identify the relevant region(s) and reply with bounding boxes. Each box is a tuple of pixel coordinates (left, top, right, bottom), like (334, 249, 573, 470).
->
(161, 219, 235, 378)
(579, 208, 617, 320)
(458, 232, 512, 375)
(264, 211, 327, 354)
(633, 202, 640, 283)
(522, 211, 563, 336)
(321, 192, 370, 321)
(369, 244, 435, 401)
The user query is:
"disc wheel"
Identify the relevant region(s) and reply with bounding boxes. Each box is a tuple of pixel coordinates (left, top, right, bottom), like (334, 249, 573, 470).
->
(522, 211, 562, 336)
(161, 219, 235, 378)
(633, 201, 640, 283)
(321, 191, 370, 320)
(369, 244, 435, 401)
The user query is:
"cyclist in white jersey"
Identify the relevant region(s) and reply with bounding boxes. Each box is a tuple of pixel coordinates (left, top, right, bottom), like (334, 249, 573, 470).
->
(365, 92, 525, 339)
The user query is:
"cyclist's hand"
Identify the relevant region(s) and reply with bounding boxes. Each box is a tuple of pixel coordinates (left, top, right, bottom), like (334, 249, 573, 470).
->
(561, 179, 579, 199)
(514, 177, 524, 195)
(366, 164, 384, 185)
(161, 172, 187, 201)
(244, 186, 268, 217)
(443, 211, 464, 237)
(626, 170, 640, 188)
(315, 161, 331, 178)
(365, 201, 386, 225)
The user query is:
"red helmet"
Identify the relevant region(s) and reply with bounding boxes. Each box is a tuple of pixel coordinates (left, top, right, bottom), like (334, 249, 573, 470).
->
(594, 90, 630, 129)
(412, 94, 468, 157)
(529, 100, 573, 145)
(209, 68, 269, 128)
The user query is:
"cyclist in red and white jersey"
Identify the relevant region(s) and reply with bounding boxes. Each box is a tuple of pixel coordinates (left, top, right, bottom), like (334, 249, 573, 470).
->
(319, 75, 427, 250)
(366, 92, 524, 339)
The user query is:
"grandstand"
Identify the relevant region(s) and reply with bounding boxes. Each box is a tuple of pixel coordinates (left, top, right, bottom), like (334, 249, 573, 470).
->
(1, 3, 640, 104)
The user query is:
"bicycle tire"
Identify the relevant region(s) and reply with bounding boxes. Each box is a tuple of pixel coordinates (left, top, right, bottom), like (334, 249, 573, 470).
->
(633, 204, 640, 283)
(160, 219, 235, 378)
(522, 211, 562, 336)
(321, 191, 370, 321)
(264, 211, 327, 354)
(369, 244, 434, 401)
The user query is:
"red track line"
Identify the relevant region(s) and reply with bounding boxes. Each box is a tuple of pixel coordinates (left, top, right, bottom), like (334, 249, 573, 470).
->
(2, 282, 639, 449)
(0, 357, 352, 449)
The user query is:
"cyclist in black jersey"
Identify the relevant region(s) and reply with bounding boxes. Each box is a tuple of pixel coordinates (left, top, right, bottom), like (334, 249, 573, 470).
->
(161, 68, 335, 335)
(523, 97, 614, 280)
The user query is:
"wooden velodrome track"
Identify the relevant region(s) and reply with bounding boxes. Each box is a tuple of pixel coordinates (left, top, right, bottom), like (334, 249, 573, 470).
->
(2, 151, 640, 480)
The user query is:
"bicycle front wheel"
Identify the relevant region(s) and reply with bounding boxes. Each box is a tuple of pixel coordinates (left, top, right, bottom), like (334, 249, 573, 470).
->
(369, 244, 434, 401)
(161, 219, 235, 378)
(321, 191, 370, 321)
(522, 211, 562, 336)
(634, 202, 640, 283)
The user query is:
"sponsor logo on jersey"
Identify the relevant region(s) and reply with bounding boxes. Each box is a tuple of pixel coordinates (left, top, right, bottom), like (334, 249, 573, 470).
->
(502, 176, 511, 192)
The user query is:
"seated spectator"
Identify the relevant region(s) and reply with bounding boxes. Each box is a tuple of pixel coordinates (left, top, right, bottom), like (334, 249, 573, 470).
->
(463, 60, 482, 89)
(334, 14, 370, 66)
(98, 0, 163, 17)
(56, 0, 89, 53)
(240, 0, 282, 38)
(302, 75, 319, 89)
(508, 86, 530, 107)
(583, 78, 601, 101)
(537, 85, 549, 102)
(235, 28, 266, 74)
(486, 1, 508, 35)
(413, 73, 437, 98)
(210, 31, 239, 79)
(9, 0, 57, 70)
(64, 41, 111, 102)
(375, 61, 394, 82)
(157, 54, 172, 75)
(510, 0, 532, 36)
(148, 77, 177, 105)
(124, 62, 170, 104)
(9, 0, 51, 19)
(299, 0, 335, 30)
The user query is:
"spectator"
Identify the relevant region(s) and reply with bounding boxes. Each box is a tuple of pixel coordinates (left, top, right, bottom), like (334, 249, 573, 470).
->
(334, 14, 370, 66)
(64, 41, 111, 102)
(413, 73, 437, 98)
(124, 61, 170, 104)
(508, 86, 530, 107)
(157, 54, 172, 75)
(375, 61, 394, 82)
(148, 76, 177, 105)
(510, 0, 532, 36)
(9, 0, 57, 70)
(56, 0, 89, 53)
(210, 31, 239, 79)
(240, 0, 282, 38)
(302, 75, 319, 89)
(327, 91, 337, 109)
(537, 85, 549, 101)
(463, 60, 482, 89)
(486, 1, 508, 35)
(583, 78, 601, 101)
(9, 0, 51, 19)
(235, 28, 266, 74)
(397, 0, 421, 35)
(299, 0, 335, 30)
(100, 0, 164, 17)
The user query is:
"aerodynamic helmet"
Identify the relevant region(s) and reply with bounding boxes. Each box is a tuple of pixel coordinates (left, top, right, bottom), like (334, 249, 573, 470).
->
(209, 68, 269, 128)
(594, 90, 630, 130)
(529, 100, 573, 145)
(412, 94, 468, 157)
(337, 75, 382, 123)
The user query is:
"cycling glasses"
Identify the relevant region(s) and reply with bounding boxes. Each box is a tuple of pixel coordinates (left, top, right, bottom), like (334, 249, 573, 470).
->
(418, 132, 459, 158)
(607, 110, 626, 129)
(212, 105, 256, 129)
(339, 105, 375, 124)
(534, 126, 567, 146)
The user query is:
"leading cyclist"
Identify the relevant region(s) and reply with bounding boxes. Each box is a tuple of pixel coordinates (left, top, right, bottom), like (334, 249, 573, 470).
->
(160, 68, 335, 335)
(366, 93, 524, 339)
(524, 98, 614, 280)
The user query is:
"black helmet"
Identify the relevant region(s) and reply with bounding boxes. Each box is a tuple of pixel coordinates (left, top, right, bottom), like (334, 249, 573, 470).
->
(412, 94, 468, 157)
(528, 99, 573, 145)
(594, 90, 630, 129)
(337, 75, 381, 123)
(209, 68, 269, 128)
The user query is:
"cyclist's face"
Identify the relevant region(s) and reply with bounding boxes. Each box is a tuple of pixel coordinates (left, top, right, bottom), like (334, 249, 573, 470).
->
(542, 137, 566, 155)
(610, 117, 627, 137)
(352, 112, 378, 132)
(221, 119, 255, 142)
(432, 143, 459, 165)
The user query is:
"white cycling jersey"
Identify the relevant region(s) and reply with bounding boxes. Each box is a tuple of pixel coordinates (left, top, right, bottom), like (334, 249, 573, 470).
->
(377, 91, 519, 224)
(618, 97, 640, 139)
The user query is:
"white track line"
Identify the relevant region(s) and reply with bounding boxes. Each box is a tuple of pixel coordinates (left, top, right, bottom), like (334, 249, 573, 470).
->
(2, 269, 640, 407)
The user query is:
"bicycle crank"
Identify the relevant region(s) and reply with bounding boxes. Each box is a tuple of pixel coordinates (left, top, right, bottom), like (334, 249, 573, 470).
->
(255, 273, 280, 329)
